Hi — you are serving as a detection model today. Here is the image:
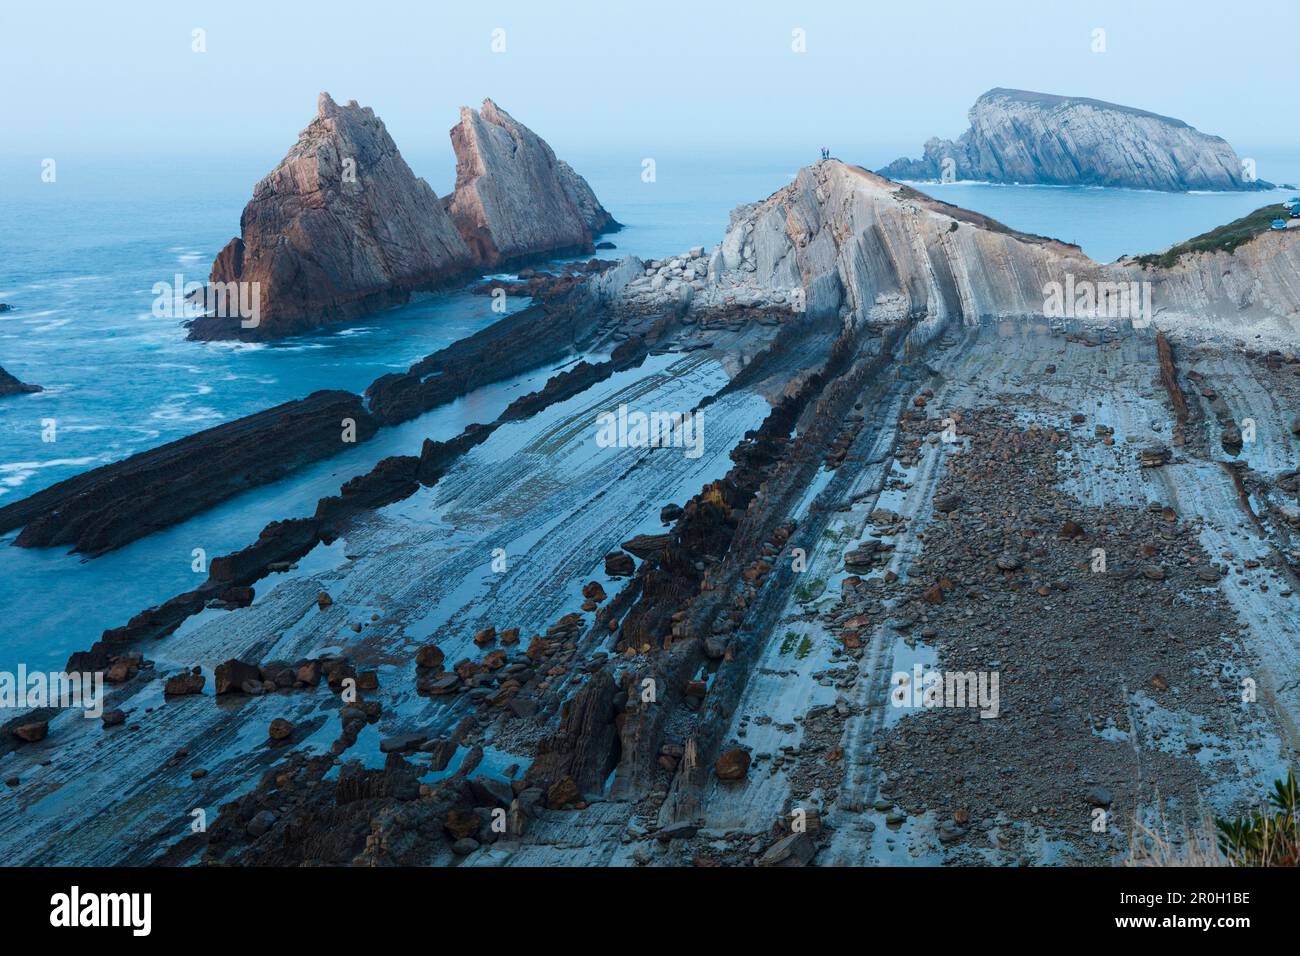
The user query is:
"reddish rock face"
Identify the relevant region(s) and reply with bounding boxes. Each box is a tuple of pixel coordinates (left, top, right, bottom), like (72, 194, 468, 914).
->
(192, 93, 474, 341)
(193, 94, 616, 341)
(445, 99, 617, 268)
(715, 748, 751, 781)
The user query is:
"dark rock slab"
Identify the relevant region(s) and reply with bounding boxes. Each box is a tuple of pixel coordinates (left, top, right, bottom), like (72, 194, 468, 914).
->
(0, 389, 375, 556)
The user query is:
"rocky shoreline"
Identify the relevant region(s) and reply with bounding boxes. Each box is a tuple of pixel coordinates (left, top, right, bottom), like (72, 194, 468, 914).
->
(0, 390, 375, 556)
(3, 157, 1298, 869)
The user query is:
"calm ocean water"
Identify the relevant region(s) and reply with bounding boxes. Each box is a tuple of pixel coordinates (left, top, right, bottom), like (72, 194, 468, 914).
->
(0, 145, 1296, 662)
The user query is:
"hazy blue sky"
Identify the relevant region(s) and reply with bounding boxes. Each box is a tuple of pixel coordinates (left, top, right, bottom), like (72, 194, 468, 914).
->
(3, 0, 1297, 171)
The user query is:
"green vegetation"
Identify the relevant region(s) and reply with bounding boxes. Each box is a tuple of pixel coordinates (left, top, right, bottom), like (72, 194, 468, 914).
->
(779, 631, 798, 655)
(795, 634, 814, 660)
(1215, 770, 1299, 867)
(794, 577, 826, 604)
(1135, 204, 1288, 268)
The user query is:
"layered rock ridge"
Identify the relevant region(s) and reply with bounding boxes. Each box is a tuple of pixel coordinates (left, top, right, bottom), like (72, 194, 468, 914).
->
(191, 93, 475, 341)
(620, 160, 1104, 331)
(445, 98, 619, 267)
(618, 160, 1299, 341)
(878, 88, 1270, 192)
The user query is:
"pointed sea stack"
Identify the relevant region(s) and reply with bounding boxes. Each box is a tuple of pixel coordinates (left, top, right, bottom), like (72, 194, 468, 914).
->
(189, 93, 475, 341)
(445, 99, 619, 268)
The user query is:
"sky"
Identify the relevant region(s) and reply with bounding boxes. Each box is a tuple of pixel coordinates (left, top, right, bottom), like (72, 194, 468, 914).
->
(2, 0, 1298, 177)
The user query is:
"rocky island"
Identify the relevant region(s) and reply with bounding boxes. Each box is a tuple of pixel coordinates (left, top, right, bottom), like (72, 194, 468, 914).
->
(189, 94, 476, 341)
(190, 94, 616, 341)
(879, 88, 1270, 191)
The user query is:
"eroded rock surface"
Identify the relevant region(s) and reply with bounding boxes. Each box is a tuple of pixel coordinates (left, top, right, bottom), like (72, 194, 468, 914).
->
(191, 93, 474, 341)
(445, 99, 618, 267)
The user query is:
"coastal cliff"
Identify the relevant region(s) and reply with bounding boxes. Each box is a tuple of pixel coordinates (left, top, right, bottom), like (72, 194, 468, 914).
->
(621, 160, 1104, 331)
(619, 160, 1300, 342)
(1133, 228, 1300, 337)
(190, 94, 476, 341)
(445, 99, 618, 267)
(878, 88, 1269, 192)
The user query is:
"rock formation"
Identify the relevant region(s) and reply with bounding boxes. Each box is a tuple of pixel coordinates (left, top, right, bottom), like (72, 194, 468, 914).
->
(619, 160, 1300, 341)
(0, 390, 376, 556)
(190, 94, 475, 341)
(1127, 228, 1300, 336)
(621, 160, 1104, 330)
(0, 366, 41, 396)
(445, 99, 618, 267)
(878, 88, 1269, 191)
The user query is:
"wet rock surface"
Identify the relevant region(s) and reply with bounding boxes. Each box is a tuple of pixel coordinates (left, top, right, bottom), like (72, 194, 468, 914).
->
(5, 163, 1298, 871)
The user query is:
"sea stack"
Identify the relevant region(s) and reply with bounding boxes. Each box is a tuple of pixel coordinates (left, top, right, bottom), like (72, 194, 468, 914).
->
(445, 99, 619, 267)
(189, 93, 475, 341)
(0, 366, 41, 397)
(878, 88, 1269, 192)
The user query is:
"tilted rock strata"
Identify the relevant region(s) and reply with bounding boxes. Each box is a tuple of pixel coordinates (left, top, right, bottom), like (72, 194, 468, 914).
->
(621, 161, 1104, 329)
(878, 88, 1268, 191)
(445, 99, 618, 267)
(618, 160, 1300, 342)
(191, 93, 475, 341)
(0, 390, 376, 556)
(1127, 230, 1300, 338)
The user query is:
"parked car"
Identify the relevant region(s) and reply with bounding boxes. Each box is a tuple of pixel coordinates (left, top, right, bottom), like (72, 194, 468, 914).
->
(1272, 218, 1289, 230)
(1286, 197, 1300, 208)
(1292, 205, 1300, 219)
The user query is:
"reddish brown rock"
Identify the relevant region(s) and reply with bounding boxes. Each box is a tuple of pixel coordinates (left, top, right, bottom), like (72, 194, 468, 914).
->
(215, 659, 262, 696)
(444, 808, 479, 841)
(715, 747, 751, 781)
(295, 660, 322, 687)
(192, 93, 474, 341)
(546, 775, 581, 810)
(164, 669, 205, 697)
(415, 644, 445, 669)
(605, 551, 635, 577)
(12, 721, 48, 743)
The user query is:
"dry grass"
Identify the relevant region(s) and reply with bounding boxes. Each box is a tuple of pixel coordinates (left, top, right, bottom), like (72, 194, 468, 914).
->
(1126, 771, 1299, 867)
(1125, 811, 1229, 867)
